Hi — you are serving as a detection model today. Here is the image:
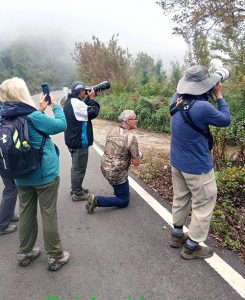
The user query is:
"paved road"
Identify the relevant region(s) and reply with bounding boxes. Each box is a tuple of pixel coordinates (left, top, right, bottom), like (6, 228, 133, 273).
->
(0, 93, 244, 300)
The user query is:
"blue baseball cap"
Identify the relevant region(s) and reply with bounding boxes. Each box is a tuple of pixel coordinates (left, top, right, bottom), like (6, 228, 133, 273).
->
(71, 81, 86, 94)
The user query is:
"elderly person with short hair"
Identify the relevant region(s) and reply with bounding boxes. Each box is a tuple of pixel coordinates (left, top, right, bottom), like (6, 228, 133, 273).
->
(86, 109, 142, 214)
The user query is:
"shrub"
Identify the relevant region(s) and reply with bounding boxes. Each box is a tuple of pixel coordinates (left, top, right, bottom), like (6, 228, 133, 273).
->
(216, 166, 245, 207)
(211, 166, 244, 256)
(98, 93, 137, 121)
(98, 93, 171, 134)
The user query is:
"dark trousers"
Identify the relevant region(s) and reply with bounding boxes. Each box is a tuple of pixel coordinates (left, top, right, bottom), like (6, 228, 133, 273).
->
(97, 180, 130, 208)
(0, 176, 18, 230)
(69, 148, 89, 195)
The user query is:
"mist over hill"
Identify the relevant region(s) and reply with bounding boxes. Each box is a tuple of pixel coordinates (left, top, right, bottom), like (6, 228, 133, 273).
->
(0, 32, 77, 93)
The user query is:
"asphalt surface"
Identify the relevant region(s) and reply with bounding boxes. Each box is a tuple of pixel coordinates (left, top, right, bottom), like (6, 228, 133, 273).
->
(0, 94, 244, 300)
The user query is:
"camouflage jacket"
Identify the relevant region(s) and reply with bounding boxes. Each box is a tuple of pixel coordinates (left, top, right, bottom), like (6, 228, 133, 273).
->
(101, 126, 140, 185)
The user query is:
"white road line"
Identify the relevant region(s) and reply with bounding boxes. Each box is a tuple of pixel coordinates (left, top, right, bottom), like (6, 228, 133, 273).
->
(93, 142, 245, 299)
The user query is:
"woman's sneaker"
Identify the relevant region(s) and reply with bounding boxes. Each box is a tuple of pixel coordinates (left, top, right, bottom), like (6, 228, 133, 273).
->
(18, 247, 41, 267)
(48, 251, 70, 271)
(86, 194, 97, 214)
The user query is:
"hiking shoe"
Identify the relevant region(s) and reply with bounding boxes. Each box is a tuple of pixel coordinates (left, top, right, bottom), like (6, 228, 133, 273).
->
(48, 251, 70, 271)
(170, 232, 188, 248)
(86, 194, 97, 214)
(70, 188, 89, 196)
(18, 247, 41, 267)
(72, 193, 88, 201)
(0, 224, 17, 235)
(11, 214, 20, 222)
(180, 245, 214, 260)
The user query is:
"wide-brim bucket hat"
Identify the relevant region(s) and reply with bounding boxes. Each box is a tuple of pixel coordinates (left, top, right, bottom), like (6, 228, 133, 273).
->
(177, 65, 221, 95)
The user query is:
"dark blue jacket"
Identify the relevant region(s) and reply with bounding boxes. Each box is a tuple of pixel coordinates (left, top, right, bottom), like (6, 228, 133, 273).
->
(170, 93, 231, 174)
(63, 94, 100, 149)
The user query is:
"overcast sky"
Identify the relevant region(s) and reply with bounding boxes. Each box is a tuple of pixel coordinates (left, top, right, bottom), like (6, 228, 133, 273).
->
(0, 0, 187, 67)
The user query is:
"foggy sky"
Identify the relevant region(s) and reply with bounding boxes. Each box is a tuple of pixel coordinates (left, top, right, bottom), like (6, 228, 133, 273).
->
(0, 0, 187, 67)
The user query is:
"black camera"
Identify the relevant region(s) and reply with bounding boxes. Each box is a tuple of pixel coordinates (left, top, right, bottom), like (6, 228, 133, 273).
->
(85, 81, 111, 94)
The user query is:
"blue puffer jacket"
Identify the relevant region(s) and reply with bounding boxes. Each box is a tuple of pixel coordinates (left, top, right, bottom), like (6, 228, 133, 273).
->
(1, 102, 67, 186)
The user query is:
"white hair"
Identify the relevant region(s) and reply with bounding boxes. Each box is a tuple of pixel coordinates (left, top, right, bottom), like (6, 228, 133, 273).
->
(118, 110, 135, 123)
(0, 77, 36, 108)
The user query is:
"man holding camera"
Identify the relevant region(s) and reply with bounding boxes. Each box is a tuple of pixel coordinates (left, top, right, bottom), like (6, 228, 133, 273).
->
(63, 81, 100, 201)
(169, 65, 231, 259)
(86, 110, 142, 214)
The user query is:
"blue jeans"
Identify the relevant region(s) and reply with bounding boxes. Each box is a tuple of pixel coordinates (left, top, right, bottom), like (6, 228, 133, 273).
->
(97, 180, 130, 208)
(0, 176, 18, 229)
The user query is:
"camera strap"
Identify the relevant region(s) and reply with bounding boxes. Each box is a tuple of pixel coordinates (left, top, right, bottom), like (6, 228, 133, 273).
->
(170, 98, 195, 116)
(170, 99, 212, 141)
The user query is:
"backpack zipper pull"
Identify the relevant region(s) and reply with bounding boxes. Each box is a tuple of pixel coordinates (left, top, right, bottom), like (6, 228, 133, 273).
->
(22, 141, 31, 149)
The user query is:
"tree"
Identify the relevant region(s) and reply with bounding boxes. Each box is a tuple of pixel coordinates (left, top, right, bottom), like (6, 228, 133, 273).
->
(157, 0, 245, 42)
(157, 0, 245, 99)
(169, 60, 182, 87)
(72, 35, 131, 86)
(153, 59, 167, 83)
(134, 52, 155, 84)
(185, 30, 211, 67)
(0, 38, 76, 93)
(0, 42, 32, 84)
(134, 52, 166, 84)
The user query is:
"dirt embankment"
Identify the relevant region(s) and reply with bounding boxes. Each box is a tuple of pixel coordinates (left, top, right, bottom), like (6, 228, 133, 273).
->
(93, 119, 171, 156)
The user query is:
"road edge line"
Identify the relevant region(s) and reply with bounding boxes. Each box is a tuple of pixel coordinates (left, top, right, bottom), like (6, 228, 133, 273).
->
(93, 142, 245, 299)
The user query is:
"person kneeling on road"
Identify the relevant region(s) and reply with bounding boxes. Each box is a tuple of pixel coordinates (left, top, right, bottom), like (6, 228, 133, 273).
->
(86, 110, 142, 214)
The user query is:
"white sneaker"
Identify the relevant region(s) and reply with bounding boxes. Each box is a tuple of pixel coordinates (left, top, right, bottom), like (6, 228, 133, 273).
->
(48, 251, 70, 271)
(18, 247, 41, 267)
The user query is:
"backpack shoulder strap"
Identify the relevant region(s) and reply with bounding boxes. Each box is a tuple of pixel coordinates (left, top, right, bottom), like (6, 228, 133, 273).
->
(20, 116, 47, 154)
(39, 135, 47, 155)
(26, 118, 50, 139)
(171, 99, 212, 140)
(180, 110, 213, 150)
(170, 103, 179, 116)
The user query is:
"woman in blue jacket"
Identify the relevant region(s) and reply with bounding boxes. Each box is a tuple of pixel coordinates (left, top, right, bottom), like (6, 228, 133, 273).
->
(0, 77, 70, 271)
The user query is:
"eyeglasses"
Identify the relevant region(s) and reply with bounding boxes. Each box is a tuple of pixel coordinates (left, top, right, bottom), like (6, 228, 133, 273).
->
(128, 118, 138, 121)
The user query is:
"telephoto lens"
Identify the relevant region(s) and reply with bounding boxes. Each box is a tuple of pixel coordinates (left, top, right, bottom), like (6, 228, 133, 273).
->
(91, 81, 111, 93)
(214, 67, 230, 82)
